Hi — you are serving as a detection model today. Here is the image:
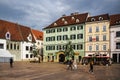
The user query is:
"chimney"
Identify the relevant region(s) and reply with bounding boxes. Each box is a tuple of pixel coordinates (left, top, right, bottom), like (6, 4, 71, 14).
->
(62, 14, 66, 17)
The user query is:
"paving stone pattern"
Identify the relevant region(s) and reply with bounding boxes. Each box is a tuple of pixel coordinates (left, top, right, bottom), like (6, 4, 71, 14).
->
(0, 62, 120, 80)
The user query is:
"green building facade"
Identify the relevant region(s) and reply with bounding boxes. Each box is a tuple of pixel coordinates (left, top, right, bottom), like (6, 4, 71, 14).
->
(43, 13, 88, 62)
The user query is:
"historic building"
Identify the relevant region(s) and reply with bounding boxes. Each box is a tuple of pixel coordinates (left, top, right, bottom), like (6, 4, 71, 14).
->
(85, 14, 110, 58)
(0, 20, 43, 61)
(32, 29, 43, 61)
(43, 13, 88, 62)
(110, 14, 120, 63)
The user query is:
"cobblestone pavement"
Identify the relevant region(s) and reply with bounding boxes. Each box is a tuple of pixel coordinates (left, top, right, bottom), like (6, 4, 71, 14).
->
(0, 62, 120, 80)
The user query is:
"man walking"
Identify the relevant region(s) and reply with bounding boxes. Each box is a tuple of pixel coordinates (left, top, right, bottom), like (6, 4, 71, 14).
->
(9, 57, 13, 68)
(67, 59, 73, 70)
(89, 60, 94, 74)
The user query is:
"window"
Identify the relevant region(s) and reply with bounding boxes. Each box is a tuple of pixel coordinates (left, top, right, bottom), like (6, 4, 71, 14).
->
(5, 32, 10, 40)
(116, 31, 120, 37)
(64, 21, 68, 24)
(103, 45, 106, 50)
(0, 43, 4, 49)
(28, 34, 32, 42)
(7, 44, 9, 49)
(57, 28, 62, 32)
(17, 45, 19, 50)
(70, 26, 76, 31)
(77, 44, 83, 50)
(96, 26, 99, 32)
(77, 25, 83, 30)
(96, 36, 99, 41)
(89, 36, 92, 42)
(99, 17, 103, 20)
(62, 18, 65, 21)
(63, 35, 68, 40)
(63, 45, 66, 50)
(51, 29, 55, 33)
(46, 37, 50, 41)
(10, 43, 12, 49)
(103, 26, 106, 32)
(70, 34, 76, 40)
(71, 16, 75, 20)
(116, 42, 120, 49)
(46, 30, 50, 33)
(26, 54, 29, 58)
(26, 46, 29, 50)
(30, 54, 33, 58)
(57, 36, 62, 41)
(91, 18, 95, 21)
(51, 36, 55, 41)
(54, 23, 57, 26)
(14, 44, 16, 50)
(96, 45, 99, 51)
(89, 45, 92, 51)
(50, 46, 55, 50)
(46, 46, 49, 50)
(57, 45, 62, 50)
(63, 28, 68, 32)
(76, 19, 79, 23)
(41, 43, 43, 45)
(72, 45, 76, 50)
(89, 27, 92, 33)
(77, 34, 83, 39)
(103, 35, 106, 41)
(30, 47, 32, 51)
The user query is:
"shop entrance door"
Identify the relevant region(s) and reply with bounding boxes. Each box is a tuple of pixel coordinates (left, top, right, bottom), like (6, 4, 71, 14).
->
(59, 54, 65, 62)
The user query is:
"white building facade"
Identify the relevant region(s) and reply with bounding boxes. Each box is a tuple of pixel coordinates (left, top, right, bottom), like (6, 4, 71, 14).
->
(110, 14, 120, 63)
(110, 25, 120, 63)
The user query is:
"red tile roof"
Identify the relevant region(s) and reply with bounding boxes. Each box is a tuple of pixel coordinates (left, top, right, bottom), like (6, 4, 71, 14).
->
(87, 14, 109, 22)
(110, 14, 120, 26)
(32, 29, 43, 40)
(43, 13, 88, 29)
(0, 19, 35, 42)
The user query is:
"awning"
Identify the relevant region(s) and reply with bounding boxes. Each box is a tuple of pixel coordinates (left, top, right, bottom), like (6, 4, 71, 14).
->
(0, 49, 13, 57)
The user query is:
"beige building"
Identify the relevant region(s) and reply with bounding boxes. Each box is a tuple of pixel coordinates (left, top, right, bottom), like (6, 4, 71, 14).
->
(85, 14, 110, 58)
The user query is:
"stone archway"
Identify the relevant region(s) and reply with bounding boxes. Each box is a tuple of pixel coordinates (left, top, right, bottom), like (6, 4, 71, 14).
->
(59, 54, 65, 62)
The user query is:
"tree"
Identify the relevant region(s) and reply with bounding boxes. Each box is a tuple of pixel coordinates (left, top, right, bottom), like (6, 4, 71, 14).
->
(64, 41, 75, 61)
(32, 44, 40, 63)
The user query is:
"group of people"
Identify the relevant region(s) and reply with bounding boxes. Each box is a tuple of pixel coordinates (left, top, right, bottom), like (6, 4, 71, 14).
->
(67, 59, 94, 74)
(67, 59, 78, 70)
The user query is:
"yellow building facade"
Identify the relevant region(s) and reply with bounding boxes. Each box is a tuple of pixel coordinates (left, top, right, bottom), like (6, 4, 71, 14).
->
(85, 14, 110, 57)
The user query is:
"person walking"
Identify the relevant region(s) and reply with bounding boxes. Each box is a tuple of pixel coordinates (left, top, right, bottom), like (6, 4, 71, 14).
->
(73, 59, 77, 70)
(67, 59, 73, 70)
(89, 60, 94, 74)
(9, 57, 13, 68)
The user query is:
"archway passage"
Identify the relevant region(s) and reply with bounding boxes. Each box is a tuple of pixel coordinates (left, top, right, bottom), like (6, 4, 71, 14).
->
(59, 54, 65, 62)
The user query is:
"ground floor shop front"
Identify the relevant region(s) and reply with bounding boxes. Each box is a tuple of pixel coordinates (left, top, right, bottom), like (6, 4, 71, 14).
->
(111, 51, 120, 63)
(43, 51, 84, 62)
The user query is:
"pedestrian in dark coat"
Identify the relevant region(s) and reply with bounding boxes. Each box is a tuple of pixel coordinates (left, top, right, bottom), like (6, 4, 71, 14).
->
(67, 59, 73, 70)
(89, 61, 93, 73)
(9, 58, 13, 68)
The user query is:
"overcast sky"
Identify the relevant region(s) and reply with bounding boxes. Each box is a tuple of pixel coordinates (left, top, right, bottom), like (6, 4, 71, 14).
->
(0, 0, 120, 31)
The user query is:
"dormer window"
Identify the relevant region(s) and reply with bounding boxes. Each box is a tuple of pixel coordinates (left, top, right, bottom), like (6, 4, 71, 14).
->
(71, 16, 75, 20)
(64, 21, 68, 24)
(54, 23, 57, 26)
(5, 32, 11, 40)
(76, 19, 79, 23)
(27, 34, 32, 42)
(91, 18, 95, 21)
(99, 17, 103, 21)
(62, 18, 65, 21)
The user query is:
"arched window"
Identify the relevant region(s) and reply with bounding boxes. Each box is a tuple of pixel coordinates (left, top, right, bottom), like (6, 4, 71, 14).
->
(91, 18, 95, 21)
(5, 32, 11, 40)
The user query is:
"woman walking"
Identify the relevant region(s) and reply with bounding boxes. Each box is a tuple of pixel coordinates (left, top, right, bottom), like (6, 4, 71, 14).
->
(89, 60, 94, 74)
